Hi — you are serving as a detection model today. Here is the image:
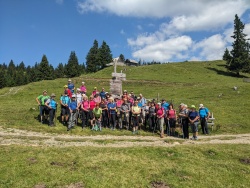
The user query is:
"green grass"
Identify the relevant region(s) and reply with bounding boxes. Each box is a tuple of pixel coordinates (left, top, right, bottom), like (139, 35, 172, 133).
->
(0, 60, 250, 134)
(0, 144, 249, 188)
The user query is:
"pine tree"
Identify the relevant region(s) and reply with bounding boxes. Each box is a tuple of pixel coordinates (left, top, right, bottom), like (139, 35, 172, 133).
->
(38, 55, 54, 80)
(0, 68, 6, 88)
(65, 51, 81, 78)
(86, 40, 99, 73)
(227, 14, 250, 76)
(223, 48, 231, 61)
(119, 54, 125, 62)
(98, 41, 113, 70)
(54, 63, 65, 78)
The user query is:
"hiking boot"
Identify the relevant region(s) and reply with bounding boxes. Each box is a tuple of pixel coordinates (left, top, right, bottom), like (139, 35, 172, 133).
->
(160, 133, 164, 138)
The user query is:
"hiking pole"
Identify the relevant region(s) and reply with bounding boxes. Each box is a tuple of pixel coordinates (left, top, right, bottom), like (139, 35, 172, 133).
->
(54, 108, 57, 126)
(168, 119, 170, 136)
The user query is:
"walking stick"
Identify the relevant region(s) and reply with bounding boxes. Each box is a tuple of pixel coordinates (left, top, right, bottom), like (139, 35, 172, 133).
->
(168, 119, 170, 136)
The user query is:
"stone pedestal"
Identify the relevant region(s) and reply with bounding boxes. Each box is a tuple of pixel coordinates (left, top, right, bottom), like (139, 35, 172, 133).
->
(110, 78, 122, 95)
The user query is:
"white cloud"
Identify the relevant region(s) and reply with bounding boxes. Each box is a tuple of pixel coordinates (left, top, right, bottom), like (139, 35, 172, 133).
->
(76, 0, 250, 62)
(77, 0, 249, 32)
(130, 36, 193, 62)
(137, 25, 143, 30)
(193, 34, 227, 60)
(56, 0, 63, 5)
(120, 29, 125, 35)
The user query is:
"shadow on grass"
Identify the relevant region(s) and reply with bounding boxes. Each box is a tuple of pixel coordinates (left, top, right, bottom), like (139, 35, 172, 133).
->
(206, 67, 249, 78)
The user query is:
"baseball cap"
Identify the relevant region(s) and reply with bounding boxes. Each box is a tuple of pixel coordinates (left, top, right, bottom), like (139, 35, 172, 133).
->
(191, 105, 196, 108)
(199, 104, 204, 108)
(72, 94, 76, 98)
(64, 85, 68, 88)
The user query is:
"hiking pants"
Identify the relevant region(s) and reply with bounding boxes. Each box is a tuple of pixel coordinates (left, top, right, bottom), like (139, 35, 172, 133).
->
(109, 113, 116, 129)
(68, 112, 76, 129)
(148, 115, 156, 130)
(49, 109, 55, 125)
(81, 110, 89, 128)
(200, 117, 209, 134)
(101, 110, 108, 128)
(182, 118, 189, 139)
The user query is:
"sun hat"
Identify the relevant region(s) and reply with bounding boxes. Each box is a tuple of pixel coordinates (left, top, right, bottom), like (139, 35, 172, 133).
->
(43, 90, 47, 93)
(199, 104, 204, 108)
(64, 85, 68, 88)
(77, 88, 80, 91)
(82, 81, 85, 84)
(50, 93, 56, 97)
(68, 79, 71, 82)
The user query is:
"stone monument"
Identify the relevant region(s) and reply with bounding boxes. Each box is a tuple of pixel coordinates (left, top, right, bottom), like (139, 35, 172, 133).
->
(110, 58, 126, 96)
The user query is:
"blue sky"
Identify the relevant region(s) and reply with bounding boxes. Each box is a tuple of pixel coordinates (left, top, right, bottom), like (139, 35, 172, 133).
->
(1, 0, 250, 67)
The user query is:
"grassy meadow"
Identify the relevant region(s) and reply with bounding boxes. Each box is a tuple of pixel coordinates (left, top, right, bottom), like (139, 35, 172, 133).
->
(0, 144, 250, 188)
(0, 60, 249, 134)
(0, 60, 250, 188)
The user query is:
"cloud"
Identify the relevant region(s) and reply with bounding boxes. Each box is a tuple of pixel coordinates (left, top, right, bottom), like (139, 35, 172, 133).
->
(77, 0, 250, 62)
(129, 35, 193, 62)
(137, 25, 143, 30)
(120, 29, 125, 35)
(55, 0, 63, 5)
(193, 34, 227, 60)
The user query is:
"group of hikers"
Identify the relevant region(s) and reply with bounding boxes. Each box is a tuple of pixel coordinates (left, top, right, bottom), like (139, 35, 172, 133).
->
(36, 79, 211, 139)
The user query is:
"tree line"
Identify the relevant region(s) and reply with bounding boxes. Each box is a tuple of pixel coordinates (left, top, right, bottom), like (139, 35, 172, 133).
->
(223, 14, 250, 76)
(0, 40, 114, 89)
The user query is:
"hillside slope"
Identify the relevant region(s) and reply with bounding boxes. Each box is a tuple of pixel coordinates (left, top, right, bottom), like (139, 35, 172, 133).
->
(0, 60, 249, 134)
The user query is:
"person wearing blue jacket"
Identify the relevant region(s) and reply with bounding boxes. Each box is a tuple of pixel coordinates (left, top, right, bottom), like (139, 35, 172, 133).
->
(67, 94, 78, 131)
(199, 104, 211, 135)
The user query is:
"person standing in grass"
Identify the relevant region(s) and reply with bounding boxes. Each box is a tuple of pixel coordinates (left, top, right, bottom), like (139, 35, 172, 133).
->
(100, 88, 106, 100)
(188, 105, 200, 140)
(67, 79, 75, 94)
(199, 104, 210, 135)
(166, 104, 177, 136)
(107, 97, 117, 130)
(178, 103, 189, 139)
(36, 90, 50, 124)
(67, 94, 78, 131)
(89, 95, 96, 128)
(132, 100, 141, 134)
(120, 97, 131, 130)
(45, 93, 57, 126)
(148, 102, 156, 131)
(80, 81, 87, 94)
(92, 87, 98, 97)
(81, 95, 89, 129)
(92, 103, 102, 131)
(64, 85, 72, 98)
(115, 96, 123, 130)
(60, 91, 70, 125)
(156, 103, 165, 138)
(100, 99, 108, 128)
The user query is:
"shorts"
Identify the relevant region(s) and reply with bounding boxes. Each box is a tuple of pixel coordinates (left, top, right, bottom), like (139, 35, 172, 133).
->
(61, 106, 70, 115)
(169, 118, 176, 128)
(40, 105, 49, 116)
(191, 122, 199, 133)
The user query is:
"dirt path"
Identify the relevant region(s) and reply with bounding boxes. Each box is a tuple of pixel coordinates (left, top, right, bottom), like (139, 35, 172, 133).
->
(1, 127, 250, 148)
